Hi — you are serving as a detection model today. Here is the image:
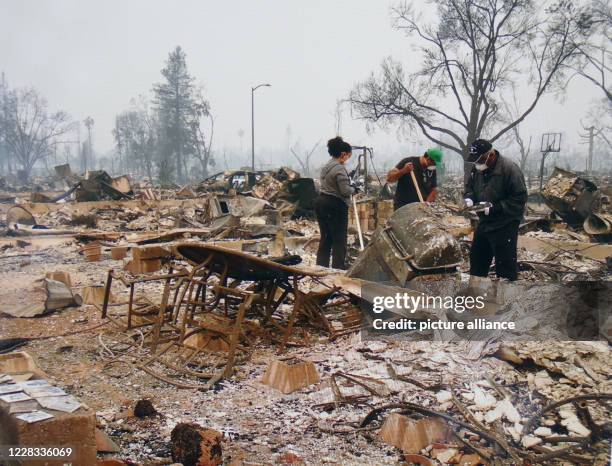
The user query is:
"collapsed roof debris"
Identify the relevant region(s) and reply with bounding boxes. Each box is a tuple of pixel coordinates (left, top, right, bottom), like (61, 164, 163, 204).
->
(0, 166, 610, 465)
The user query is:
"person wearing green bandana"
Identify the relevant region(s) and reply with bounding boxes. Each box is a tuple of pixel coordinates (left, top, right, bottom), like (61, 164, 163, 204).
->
(386, 148, 443, 210)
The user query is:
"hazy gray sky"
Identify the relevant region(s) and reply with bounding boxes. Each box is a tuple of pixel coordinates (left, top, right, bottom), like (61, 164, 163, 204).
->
(0, 0, 603, 167)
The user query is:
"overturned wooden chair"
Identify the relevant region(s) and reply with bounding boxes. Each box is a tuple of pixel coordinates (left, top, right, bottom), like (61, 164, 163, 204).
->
(100, 267, 190, 339)
(139, 243, 332, 389)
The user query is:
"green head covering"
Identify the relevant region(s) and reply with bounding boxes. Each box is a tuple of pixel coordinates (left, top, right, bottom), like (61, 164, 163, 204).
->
(426, 148, 443, 164)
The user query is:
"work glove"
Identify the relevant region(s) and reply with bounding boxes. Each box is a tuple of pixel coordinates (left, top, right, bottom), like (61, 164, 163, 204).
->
(464, 198, 474, 208)
(479, 202, 490, 215)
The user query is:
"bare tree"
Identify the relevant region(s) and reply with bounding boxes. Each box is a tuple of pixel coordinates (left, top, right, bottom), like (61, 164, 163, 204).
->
(333, 100, 344, 135)
(569, 0, 611, 102)
(3, 87, 73, 180)
(113, 97, 158, 179)
(514, 131, 532, 171)
(502, 87, 532, 171)
(190, 92, 215, 179)
(349, 0, 593, 178)
(290, 141, 319, 176)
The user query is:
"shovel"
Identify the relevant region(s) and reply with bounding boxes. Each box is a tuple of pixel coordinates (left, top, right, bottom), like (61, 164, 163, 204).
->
(352, 196, 365, 251)
(409, 170, 425, 202)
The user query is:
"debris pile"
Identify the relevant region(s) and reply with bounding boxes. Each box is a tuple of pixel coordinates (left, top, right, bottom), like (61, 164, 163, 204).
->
(0, 166, 610, 464)
(541, 167, 611, 238)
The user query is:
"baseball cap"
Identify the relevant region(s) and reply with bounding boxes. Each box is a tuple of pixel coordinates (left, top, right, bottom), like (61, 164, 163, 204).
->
(467, 139, 492, 162)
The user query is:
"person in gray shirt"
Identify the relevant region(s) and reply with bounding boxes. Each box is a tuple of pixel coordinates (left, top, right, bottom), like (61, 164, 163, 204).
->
(315, 136, 355, 269)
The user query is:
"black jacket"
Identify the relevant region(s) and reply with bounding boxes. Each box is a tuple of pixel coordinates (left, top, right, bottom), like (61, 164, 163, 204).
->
(464, 152, 527, 232)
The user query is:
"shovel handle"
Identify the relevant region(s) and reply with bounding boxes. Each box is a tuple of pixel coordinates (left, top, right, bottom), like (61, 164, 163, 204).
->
(409, 170, 424, 202)
(352, 197, 365, 251)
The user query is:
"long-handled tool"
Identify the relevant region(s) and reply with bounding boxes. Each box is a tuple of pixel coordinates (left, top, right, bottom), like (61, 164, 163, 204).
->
(409, 170, 425, 202)
(352, 196, 365, 251)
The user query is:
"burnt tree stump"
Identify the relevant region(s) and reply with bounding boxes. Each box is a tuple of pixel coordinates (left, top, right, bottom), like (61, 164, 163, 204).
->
(170, 422, 223, 466)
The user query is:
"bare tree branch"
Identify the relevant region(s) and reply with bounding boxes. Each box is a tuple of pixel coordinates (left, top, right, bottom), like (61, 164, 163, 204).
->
(349, 0, 593, 177)
(3, 87, 74, 180)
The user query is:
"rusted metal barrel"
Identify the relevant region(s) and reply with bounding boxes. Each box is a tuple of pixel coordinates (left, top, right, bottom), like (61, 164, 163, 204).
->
(348, 203, 462, 285)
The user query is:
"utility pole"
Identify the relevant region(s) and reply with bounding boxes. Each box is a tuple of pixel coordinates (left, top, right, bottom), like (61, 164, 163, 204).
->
(83, 116, 94, 171)
(579, 122, 598, 174)
(587, 126, 594, 173)
(251, 90, 254, 171)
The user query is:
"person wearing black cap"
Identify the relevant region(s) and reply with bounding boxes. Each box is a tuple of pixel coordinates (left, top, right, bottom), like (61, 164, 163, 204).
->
(464, 139, 527, 281)
(314, 136, 355, 270)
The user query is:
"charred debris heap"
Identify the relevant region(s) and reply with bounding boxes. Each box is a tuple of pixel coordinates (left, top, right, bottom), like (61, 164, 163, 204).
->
(0, 164, 610, 465)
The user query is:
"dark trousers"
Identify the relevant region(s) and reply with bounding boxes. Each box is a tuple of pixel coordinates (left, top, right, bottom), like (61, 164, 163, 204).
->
(470, 221, 520, 281)
(315, 194, 348, 270)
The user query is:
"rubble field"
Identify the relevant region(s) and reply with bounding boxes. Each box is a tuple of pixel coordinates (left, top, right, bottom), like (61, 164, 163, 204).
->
(0, 167, 610, 466)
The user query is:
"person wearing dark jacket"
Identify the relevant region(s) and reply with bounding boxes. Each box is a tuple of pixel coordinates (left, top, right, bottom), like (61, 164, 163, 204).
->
(464, 139, 527, 281)
(315, 136, 355, 270)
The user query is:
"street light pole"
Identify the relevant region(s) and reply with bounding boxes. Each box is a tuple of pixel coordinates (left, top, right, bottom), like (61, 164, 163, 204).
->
(251, 83, 271, 171)
(251, 89, 254, 171)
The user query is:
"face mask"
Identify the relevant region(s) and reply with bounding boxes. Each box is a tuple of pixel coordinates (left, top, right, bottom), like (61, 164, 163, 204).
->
(427, 166, 436, 171)
(474, 152, 491, 172)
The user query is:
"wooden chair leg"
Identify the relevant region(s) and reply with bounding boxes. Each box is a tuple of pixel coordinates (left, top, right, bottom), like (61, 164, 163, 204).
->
(127, 284, 135, 329)
(151, 280, 172, 353)
(101, 270, 113, 319)
(223, 294, 252, 378)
